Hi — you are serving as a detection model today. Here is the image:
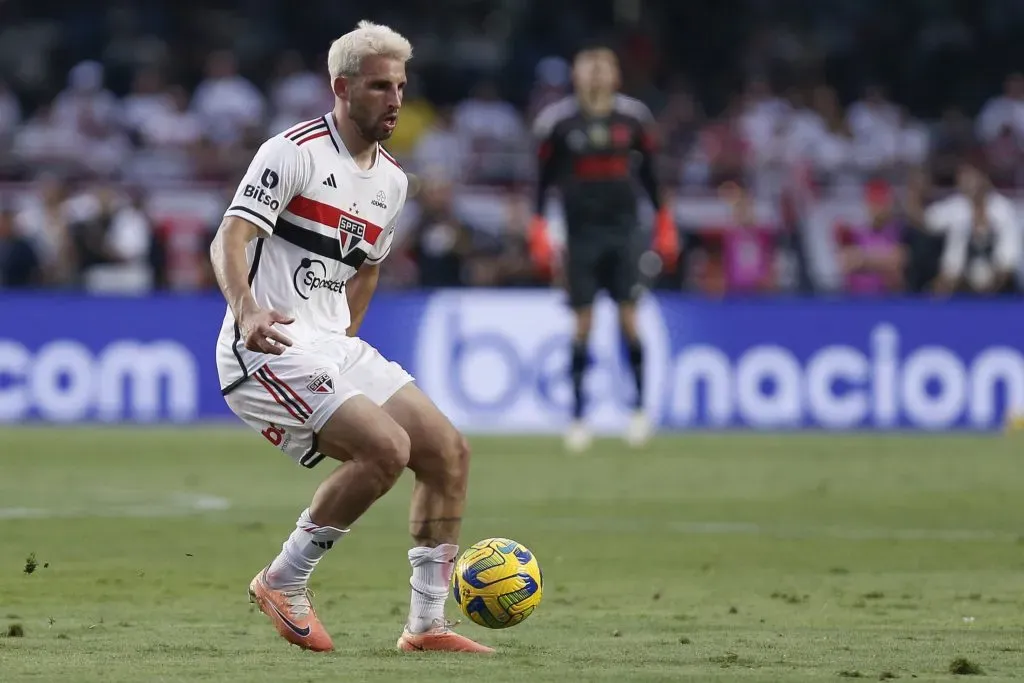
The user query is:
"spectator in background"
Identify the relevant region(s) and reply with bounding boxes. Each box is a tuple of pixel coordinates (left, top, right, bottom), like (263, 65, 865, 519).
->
(894, 107, 931, 171)
(526, 56, 572, 123)
(982, 121, 1024, 189)
(848, 85, 901, 145)
(122, 67, 174, 141)
(656, 78, 704, 188)
(900, 167, 945, 293)
(700, 94, 749, 187)
(0, 203, 40, 287)
(122, 84, 204, 184)
(810, 85, 856, 180)
(453, 79, 527, 184)
(930, 107, 976, 185)
(738, 77, 789, 159)
(407, 175, 474, 287)
(15, 175, 76, 287)
(140, 85, 203, 150)
(190, 50, 265, 148)
(717, 180, 776, 295)
(266, 50, 332, 136)
(411, 105, 470, 184)
(976, 72, 1024, 144)
(68, 184, 154, 293)
(12, 104, 87, 175)
(51, 61, 121, 136)
(929, 162, 1021, 295)
(837, 180, 910, 295)
(847, 84, 900, 172)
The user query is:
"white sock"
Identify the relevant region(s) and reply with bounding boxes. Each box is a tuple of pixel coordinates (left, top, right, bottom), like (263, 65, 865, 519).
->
(407, 544, 458, 633)
(265, 508, 347, 590)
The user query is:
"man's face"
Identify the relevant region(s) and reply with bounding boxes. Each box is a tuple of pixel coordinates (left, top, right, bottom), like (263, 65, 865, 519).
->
(337, 55, 406, 141)
(572, 50, 619, 94)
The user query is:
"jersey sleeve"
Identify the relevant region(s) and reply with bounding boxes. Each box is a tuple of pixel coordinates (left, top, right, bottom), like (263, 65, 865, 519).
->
(531, 102, 567, 215)
(224, 136, 312, 236)
(619, 96, 663, 210)
(366, 177, 409, 265)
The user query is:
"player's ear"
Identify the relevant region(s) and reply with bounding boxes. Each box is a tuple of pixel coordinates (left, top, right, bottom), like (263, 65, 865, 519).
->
(331, 75, 347, 100)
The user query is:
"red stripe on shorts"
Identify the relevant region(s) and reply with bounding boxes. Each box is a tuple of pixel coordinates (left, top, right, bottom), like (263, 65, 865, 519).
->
(254, 368, 306, 423)
(264, 365, 313, 414)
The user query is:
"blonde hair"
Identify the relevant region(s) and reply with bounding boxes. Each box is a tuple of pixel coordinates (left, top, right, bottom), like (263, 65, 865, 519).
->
(327, 20, 412, 80)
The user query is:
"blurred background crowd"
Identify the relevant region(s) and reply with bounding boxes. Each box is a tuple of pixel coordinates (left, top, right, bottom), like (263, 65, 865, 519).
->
(2, 0, 1024, 297)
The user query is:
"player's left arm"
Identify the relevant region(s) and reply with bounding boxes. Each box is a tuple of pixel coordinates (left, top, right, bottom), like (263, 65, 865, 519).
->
(628, 99, 679, 266)
(345, 262, 380, 337)
(633, 114, 663, 212)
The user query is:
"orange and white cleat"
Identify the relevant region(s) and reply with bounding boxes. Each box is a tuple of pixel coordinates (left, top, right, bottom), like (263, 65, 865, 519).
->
(397, 619, 495, 654)
(248, 568, 334, 652)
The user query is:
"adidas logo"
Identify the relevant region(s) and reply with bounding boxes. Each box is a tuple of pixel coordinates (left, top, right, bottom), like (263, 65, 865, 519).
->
(322, 174, 337, 188)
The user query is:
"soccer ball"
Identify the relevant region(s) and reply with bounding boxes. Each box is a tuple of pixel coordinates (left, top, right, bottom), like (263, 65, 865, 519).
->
(451, 537, 543, 629)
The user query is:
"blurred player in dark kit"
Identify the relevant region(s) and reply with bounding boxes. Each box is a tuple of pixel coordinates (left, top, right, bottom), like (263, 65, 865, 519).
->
(529, 46, 678, 452)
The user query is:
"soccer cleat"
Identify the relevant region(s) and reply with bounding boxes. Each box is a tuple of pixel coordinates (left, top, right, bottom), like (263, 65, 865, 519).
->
(248, 568, 334, 652)
(397, 619, 495, 654)
(563, 420, 592, 454)
(624, 409, 653, 448)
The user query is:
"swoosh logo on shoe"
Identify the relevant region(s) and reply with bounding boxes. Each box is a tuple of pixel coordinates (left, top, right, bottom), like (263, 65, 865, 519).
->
(266, 599, 312, 638)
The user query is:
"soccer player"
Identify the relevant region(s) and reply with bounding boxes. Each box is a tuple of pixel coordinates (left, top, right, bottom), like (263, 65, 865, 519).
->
(529, 46, 679, 453)
(208, 22, 491, 654)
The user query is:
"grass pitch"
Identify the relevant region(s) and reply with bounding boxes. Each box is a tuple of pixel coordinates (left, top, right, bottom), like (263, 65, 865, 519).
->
(0, 428, 1022, 682)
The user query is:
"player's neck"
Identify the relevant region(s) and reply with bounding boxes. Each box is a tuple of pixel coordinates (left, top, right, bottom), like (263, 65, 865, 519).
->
(578, 91, 615, 117)
(332, 108, 378, 171)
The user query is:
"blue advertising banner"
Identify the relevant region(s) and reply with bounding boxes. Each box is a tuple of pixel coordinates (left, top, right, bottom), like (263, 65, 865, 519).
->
(1, 291, 1022, 431)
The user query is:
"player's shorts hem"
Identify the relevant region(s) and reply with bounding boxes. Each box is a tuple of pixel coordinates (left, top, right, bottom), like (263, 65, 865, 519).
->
(220, 376, 248, 396)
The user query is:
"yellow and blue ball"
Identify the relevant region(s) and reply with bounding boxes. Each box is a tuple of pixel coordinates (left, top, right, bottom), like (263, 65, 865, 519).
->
(451, 537, 543, 629)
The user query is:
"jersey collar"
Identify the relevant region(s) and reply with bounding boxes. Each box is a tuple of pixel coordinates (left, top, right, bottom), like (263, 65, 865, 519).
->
(325, 111, 380, 179)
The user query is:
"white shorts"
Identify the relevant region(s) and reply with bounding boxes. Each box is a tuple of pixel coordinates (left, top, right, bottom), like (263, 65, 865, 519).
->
(223, 336, 414, 468)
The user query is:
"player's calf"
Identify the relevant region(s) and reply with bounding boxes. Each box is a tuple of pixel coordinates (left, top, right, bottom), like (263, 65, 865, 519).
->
(410, 433, 471, 509)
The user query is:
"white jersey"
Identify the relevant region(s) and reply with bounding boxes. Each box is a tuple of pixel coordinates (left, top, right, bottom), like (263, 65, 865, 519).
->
(216, 113, 409, 394)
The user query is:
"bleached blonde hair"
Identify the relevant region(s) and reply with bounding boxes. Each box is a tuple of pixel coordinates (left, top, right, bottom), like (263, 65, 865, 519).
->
(327, 20, 412, 80)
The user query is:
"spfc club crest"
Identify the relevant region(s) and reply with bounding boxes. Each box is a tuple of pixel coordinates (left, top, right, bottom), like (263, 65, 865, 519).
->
(338, 215, 366, 256)
(306, 369, 335, 394)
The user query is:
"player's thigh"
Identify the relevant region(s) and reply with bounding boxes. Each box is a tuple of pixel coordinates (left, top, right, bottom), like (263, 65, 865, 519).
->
(316, 393, 410, 470)
(604, 240, 643, 304)
(564, 246, 600, 309)
(382, 382, 469, 483)
(224, 354, 362, 469)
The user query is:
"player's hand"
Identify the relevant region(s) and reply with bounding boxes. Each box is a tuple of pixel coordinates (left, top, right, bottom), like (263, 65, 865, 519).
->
(239, 308, 295, 355)
(653, 207, 680, 272)
(528, 215, 554, 277)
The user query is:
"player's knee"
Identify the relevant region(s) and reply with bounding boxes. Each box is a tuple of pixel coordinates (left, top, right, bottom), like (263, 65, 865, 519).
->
(411, 430, 470, 494)
(370, 427, 411, 484)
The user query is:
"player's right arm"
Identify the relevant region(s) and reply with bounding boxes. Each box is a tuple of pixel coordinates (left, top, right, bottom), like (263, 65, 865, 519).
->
(210, 135, 312, 355)
(528, 103, 567, 275)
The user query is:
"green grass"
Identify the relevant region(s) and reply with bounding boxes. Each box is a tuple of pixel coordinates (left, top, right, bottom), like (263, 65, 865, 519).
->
(0, 428, 1022, 682)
